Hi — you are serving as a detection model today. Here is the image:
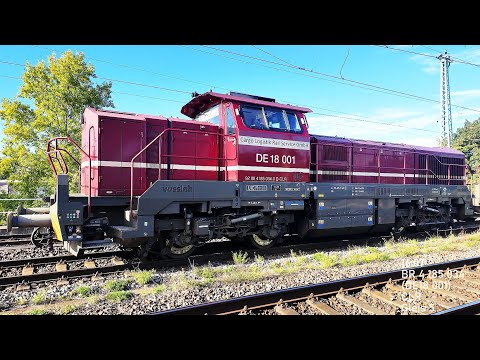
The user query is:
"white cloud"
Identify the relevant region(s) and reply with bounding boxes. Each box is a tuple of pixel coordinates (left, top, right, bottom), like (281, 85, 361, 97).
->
(452, 48, 480, 63)
(394, 136, 438, 147)
(409, 54, 438, 74)
(307, 107, 440, 146)
(451, 89, 480, 98)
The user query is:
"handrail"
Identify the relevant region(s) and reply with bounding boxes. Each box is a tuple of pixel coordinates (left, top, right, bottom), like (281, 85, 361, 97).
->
(129, 128, 238, 216)
(309, 140, 464, 166)
(309, 141, 465, 185)
(314, 163, 463, 185)
(46, 136, 91, 218)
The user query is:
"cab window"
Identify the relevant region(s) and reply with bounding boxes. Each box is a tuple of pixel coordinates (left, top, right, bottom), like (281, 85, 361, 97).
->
(225, 107, 236, 134)
(264, 109, 288, 131)
(286, 112, 301, 132)
(195, 105, 220, 126)
(240, 106, 267, 129)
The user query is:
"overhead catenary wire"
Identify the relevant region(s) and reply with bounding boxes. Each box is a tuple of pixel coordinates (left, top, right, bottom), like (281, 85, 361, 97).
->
(31, 45, 233, 92)
(3, 53, 426, 129)
(183, 46, 433, 103)
(374, 45, 438, 59)
(0, 50, 462, 135)
(20, 46, 475, 124)
(379, 45, 480, 69)
(0, 60, 440, 135)
(200, 46, 445, 102)
(251, 45, 296, 67)
(0, 60, 194, 96)
(310, 112, 436, 133)
(196, 45, 480, 115)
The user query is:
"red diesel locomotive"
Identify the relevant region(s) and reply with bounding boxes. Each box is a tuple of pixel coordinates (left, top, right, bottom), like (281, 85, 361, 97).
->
(7, 91, 474, 258)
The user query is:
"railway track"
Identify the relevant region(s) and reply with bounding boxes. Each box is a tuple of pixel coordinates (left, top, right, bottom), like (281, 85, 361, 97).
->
(1, 224, 478, 290)
(0, 233, 32, 247)
(151, 256, 480, 315)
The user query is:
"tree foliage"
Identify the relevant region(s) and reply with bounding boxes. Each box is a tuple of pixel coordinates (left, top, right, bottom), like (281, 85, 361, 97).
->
(452, 118, 480, 181)
(0, 50, 114, 198)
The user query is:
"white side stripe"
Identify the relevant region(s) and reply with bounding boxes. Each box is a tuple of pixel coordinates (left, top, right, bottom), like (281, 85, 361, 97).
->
(228, 165, 310, 173)
(81, 161, 463, 179)
(310, 170, 465, 179)
(81, 161, 310, 174)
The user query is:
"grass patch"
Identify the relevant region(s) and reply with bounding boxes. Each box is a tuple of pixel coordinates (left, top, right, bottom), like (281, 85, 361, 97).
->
(254, 254, 264, 263)
(104, 279, 131, 292)
(87, 295, 100, 304)
(130, 270, 155, 285)
(219, 264, 264, 282)
(192, 263, 217, 280)
(311, 252, 339, 268)
(269, 261, 300, 275)
(105, 291, 131, 302)
(232, 251, 249, 265)
(72, 285, 92, 298)
(391, 240, 421, 257)
(26, 309, 48, 315)
(295, 256, 308, 265)
(340, 247, 390, 267)
(437, 242, 460, 252)
(153, 284, 167, 294)
(169, 273, 197, 291)
(16, 297, 27, 306)
(464, 240, 478, 247)
(61, 304, 77, 315)
(31, 292, 47, 305)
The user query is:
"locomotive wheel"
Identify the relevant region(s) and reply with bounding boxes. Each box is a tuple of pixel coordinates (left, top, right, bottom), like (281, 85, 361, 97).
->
(163, 244, 195, 259)
(249, 234, 277, 249)
(31, 227, 54, 248)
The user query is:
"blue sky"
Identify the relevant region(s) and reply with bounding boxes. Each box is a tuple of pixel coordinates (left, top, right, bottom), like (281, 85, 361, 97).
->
(1, 45, 480, 148)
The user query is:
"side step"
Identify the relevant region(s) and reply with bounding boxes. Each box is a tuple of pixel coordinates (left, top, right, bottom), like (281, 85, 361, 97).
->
(108, 225, 139, 239)
(63, 238, 115, 256)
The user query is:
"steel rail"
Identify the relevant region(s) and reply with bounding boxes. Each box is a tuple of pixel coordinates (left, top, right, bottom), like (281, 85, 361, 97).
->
(150, 256, 480, 315)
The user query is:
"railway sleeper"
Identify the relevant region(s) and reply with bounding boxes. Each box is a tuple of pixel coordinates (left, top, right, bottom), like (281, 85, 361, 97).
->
(21, 267, 34, 276)
(362, 286, 428, 313)
(306, 297, 341, 315)
(422, 281, 473, 302)
(450, 283, 480, 295)
(460, 277, 480, 286)
(336, 289, 388, 315)
(385, 281, 456, 309)
(274, 305, 299, 315)
(55, 263, 68, 272)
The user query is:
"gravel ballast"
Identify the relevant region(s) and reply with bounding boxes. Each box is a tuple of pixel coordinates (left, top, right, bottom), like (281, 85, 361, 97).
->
(1, 244, 479, 315)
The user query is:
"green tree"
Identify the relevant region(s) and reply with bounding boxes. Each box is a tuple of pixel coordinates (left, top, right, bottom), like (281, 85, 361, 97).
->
(452, 118, 480, 182)
(0, 50, 114, 198)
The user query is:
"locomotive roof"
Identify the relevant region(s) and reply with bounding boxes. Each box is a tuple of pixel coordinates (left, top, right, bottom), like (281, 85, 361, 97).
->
(181, 91, 312, 118)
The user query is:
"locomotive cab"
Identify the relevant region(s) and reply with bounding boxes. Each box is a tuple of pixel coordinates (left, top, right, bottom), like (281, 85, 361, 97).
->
(182, 91, 312, 183)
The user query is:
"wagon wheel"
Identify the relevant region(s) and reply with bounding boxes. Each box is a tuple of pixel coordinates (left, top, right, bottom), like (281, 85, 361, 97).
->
(157, 236, 196, 259)
(31, 227, 54, 248)
(249, 234, 278, 249)
(164, 244, 196, 259)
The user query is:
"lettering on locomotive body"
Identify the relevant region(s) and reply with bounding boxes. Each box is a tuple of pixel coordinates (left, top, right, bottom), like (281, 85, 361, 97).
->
(285, 187, 301, 191)
(239, 136, 310, 150)
(246, 185, 268, 191)
(161, 185, 193, 193)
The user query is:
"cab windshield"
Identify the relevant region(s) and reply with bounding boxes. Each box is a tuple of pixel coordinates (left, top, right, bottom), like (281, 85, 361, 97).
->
(240, 105, 302, 133)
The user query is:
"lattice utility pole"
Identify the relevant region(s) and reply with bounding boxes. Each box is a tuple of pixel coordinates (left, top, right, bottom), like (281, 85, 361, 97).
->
(437, 51, 453, 147)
